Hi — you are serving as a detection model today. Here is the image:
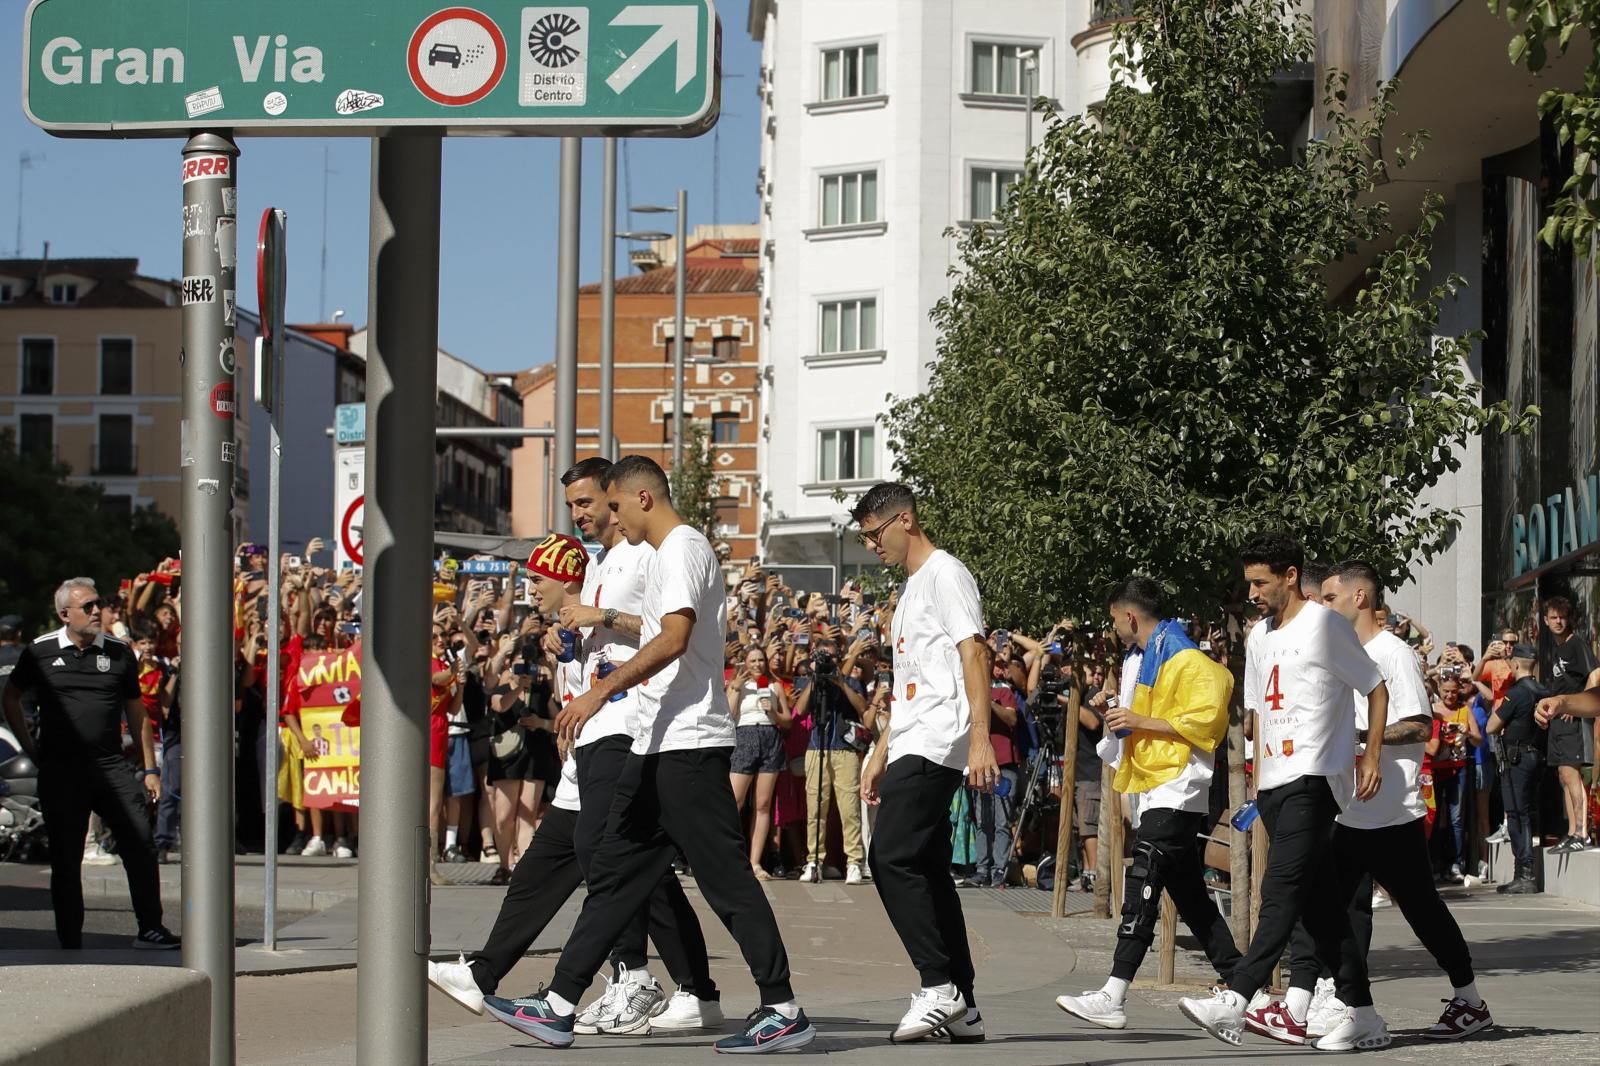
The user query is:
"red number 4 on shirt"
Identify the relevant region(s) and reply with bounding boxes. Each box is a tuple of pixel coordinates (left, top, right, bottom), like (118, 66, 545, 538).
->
(1264, 664, 1284, 711)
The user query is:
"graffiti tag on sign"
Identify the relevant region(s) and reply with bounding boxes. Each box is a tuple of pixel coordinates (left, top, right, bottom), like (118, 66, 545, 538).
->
(181, 154, 231, 183)
(183, 275, 215, 304)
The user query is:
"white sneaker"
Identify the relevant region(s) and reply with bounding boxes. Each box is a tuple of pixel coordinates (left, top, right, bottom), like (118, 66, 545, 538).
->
(573, 970, 626, 1035)
(891, 985, 967, 1043)
(301, 837, 328, 857)
(1246, 989, 1273, 1014)
(934, 1009, 985, 1043)
(1371, 886, 1391, 909)
(1313, 1009, 1392, 1051)
(798, 862, 820, 884)
(427, 954, 485, 1015)
(599, 967, 666, 1035)
(845, 863, 865, 885)
(1055, 990, 1127, 1030)
(333, 840, 356, 859)
(81, 843, 117, 866)
(1486, 824, 1509, 844)
(1307, 995, 1348, 1038)
(1178, 988, 1245, 1046)
(1308, 976, 1336, 1017)
(650, 989, 725, 1031)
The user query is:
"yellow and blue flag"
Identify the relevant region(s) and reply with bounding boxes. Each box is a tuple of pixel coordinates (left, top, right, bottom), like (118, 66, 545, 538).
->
(1113, 618, 1233, 795)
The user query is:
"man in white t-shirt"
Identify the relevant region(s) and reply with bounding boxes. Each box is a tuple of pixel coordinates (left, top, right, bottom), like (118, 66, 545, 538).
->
(1179, 532, 1390, 1051)
(1055, 577, 1240, 1031)
(853, 482, 998, 1045)
(485, 456, 813, 1056)
(1269, 561, 1488, 1042)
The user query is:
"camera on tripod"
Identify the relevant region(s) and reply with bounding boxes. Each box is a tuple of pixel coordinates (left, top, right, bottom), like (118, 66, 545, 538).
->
(812, 650, 837, 677)
(1035, 663, 1070, 714)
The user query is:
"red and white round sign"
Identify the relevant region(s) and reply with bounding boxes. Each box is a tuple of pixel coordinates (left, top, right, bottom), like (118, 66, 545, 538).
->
(408, 7, 507, 107)
(341, 494, 365, 567)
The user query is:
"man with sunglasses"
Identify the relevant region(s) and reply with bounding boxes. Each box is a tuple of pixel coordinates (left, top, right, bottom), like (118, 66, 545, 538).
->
(2, 578, 180, 950)
(854, 482, 998, 1045)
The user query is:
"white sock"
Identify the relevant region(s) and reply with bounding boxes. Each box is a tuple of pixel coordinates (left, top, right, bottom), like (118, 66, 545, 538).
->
(1100, 977, 1130, 1007)
(767, 1000, 799, 1019)
(1351, 1004, 1380, 1024)
(1452, 981, 1483, 1008)
(1284, 986, 1312, 1023)
(545, 989, 575, 1016)
(444, 827, 458, 848)
(925, 982, 957, 999)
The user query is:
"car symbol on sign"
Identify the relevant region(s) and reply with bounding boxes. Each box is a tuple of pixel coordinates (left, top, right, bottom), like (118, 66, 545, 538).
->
(428, 43, 463, 68)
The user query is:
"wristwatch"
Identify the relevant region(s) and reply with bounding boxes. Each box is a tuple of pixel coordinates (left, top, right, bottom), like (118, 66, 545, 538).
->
(602, 608, 618, 629)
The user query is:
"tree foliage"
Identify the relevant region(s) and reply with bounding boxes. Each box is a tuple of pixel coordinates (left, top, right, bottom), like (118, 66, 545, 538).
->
(668, 421, 718, 542)
(0, 430, 181, 632)
(1490, 0, 1600, 253)
(882, 0, 1536, 631)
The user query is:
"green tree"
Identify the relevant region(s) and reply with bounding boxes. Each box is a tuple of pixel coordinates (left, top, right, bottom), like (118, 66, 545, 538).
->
(668, 421, 717, 541)
(0, 430, 180, 632)
(1490, 1, 1599, 253)
(882, 0, 1536, 631)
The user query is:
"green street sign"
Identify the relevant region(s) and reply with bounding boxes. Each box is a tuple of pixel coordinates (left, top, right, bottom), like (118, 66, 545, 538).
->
(22, 0, 720, 137)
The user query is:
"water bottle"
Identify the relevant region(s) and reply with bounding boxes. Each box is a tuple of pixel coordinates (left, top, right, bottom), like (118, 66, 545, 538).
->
(1106, 692, 1132, 739)
(557, 627, 579, 663)
(1230, 799, 1260, 831)
(595, 657, 627, 703)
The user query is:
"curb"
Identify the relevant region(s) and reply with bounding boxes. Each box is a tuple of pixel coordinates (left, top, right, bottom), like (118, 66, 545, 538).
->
(78, 872, 355, 914)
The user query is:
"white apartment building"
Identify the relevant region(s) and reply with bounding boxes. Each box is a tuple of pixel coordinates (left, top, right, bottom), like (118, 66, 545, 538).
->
(749, 0, 1136, 573)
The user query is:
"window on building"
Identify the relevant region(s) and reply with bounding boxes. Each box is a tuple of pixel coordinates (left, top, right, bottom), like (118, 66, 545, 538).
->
(819, 298, 878, 354)
(49, 282, 79, 305)
(20, 338, 54, 395)
(970, 166, 1023, 221)
(712, 413, 741, 443)
(817, 426, 876, 483)
(712, 335, 741, 361)
(96, 414, 135, 475)
(714, 496, 741, 536)
(971, 41, 1028, 95)
(100, 338, 134, 395)
(18, 413, 53, 460)
(820, 170, 879, 227)
(821, 43, 879, 100)
(99, 494, 133, 518)
(0, 282, 14, 304)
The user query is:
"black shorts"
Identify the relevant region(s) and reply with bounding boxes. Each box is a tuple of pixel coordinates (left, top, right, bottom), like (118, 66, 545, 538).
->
(731, 727, 786, 775)
(1547, 716, 1588, 768)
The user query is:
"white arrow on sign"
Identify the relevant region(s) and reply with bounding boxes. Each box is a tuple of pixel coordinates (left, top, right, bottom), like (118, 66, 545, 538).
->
(606, 5, 698, 95)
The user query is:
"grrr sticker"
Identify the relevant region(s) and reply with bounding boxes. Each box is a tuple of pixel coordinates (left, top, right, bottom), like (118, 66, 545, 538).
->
(182, 154, 231, 183)
(335, 89, 385, 115)
(184, 86, 225, 119)
(209, 382, 236, 418)
(182, 275, 216, 305)
(221, 188, 237, 216)
(182, 203, 212, 240)
(221, 441, 237, 464)
(219, 339, 236, 376)
(222, 290, 237, 327)
(214, 217, 237, 269)
(263, 91, 289, 116)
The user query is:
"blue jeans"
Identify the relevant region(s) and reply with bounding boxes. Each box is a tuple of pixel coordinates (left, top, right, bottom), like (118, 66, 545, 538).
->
(972, 766, 1019, 884)
(1437, 770, 1466, 870)
(155, 739, 181, 850)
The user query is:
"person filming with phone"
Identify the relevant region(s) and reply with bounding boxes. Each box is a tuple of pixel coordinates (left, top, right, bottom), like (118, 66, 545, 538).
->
(793, 631, 871, 885)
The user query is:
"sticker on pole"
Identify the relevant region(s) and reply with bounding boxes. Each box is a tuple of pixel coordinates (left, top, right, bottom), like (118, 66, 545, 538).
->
(521, 8, 588, 106)
(341, 494, 365, 567)
(408, 7, 508, 107)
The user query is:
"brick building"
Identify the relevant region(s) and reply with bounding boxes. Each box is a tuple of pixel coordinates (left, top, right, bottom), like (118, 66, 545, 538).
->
(514, 227, 763, 564)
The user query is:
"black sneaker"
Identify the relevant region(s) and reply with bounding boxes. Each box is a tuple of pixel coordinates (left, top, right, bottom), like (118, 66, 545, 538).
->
(284, 832, 307, 855)
(1502, 877, 1540, 895)
(443, 844, 468, 864)
(133, 926, 182, 950)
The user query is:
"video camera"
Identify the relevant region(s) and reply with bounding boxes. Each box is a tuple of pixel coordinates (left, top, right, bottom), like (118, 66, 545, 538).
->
(812, 649, 837, 677)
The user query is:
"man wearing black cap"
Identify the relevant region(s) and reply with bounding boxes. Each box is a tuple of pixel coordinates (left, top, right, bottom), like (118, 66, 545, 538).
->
(1, 578, 180, 948)
(1485, 645, 1545, 894)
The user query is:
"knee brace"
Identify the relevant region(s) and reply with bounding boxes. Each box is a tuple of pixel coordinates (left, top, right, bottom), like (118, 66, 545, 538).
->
(1117, 838, 1167, 944)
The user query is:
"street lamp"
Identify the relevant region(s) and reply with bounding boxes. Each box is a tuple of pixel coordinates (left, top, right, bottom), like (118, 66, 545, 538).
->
(626, 192, 688, 469)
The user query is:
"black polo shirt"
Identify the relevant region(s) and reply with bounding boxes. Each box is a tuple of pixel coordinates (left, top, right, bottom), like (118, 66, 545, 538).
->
(1496, 676, 1546, 747)
(6, 628, 140, 761)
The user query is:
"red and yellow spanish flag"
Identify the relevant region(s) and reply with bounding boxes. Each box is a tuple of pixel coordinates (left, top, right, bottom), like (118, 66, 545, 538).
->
(1114, 619, 1233, 794)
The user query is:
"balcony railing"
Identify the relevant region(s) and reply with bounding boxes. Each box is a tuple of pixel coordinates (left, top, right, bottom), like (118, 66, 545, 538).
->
(1089, 0, 1136, 28)
(91, 443, 139, 476)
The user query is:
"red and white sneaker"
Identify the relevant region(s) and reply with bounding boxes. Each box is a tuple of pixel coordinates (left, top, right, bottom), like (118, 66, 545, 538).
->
(1244, 1000, 1308, 1046)
(1425, 997, 1493, 1040)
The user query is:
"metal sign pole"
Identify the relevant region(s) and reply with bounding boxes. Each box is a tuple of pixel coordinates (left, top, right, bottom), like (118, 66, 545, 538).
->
(672, 187, 687, 468)
(179, 131, 239, 1066)
(599, 137, 618, 461)
(554, 137, 581, 530)
(257, 208, 288, 951)
(356, 130, 441, 1066)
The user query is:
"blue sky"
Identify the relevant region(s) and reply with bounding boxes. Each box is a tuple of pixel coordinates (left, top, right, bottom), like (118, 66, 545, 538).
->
(1, 6, 761, 373)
